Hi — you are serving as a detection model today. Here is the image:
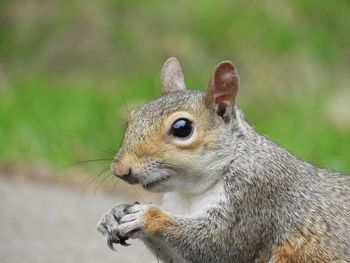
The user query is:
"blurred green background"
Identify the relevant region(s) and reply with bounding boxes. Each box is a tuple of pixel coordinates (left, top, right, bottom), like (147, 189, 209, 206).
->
(0, 0, 349, 175)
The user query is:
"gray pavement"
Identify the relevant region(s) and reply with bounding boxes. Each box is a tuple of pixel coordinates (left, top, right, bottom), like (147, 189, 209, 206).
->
(0, 176, 156, 263)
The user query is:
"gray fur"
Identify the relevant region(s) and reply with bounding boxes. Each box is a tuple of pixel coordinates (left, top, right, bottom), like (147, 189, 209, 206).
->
(99, 68, 350, 263)
(148, 95, 350, 262)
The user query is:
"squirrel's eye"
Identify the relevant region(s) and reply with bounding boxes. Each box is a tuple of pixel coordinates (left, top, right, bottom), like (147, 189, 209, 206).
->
(171, 119, 193, 138)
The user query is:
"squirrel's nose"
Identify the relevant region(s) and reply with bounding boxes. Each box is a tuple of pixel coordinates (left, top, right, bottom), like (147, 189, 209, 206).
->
(111, 161, 139, 185)
(111, 160, 130, 176)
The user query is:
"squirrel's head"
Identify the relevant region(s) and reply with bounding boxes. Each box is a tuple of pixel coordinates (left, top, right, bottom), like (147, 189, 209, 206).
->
(112, 57, 240, 193)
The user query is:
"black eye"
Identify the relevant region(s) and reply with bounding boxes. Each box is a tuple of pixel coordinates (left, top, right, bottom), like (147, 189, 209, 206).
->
(171, 119, 193, 138)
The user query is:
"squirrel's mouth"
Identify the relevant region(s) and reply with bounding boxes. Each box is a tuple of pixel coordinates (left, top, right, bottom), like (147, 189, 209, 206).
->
(142, 176, 171, 191)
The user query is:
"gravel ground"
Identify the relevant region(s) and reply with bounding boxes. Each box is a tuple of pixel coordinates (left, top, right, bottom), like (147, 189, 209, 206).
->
(0, 175, 156, 263)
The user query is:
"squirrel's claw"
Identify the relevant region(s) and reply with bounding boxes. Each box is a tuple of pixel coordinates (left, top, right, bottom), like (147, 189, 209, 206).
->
(98, 203, 137, 251)
(106, 235, 118, 251)
(116, 231, 130, 246)
(105, 227, 131, 250)
(120, 238, 130, 246)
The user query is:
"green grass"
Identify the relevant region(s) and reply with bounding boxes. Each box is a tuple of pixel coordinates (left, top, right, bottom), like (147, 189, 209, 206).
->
(0, 75, 158, 164)
(0, 0, 349, 174)
(1, 75, 349, 174)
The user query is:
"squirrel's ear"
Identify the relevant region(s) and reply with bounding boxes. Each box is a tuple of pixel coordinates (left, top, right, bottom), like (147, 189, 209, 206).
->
(161, 57, 186, 94)
(205, 61, 239, 122)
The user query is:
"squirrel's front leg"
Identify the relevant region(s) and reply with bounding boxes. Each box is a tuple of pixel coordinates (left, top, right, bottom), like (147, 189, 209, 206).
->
(98, 203, 184, 262)
(98, 203, 175, 244)
(98, 203, 227, 263)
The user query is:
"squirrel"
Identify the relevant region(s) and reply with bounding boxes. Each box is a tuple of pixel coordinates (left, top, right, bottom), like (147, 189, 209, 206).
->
(97, 57, 350, 263)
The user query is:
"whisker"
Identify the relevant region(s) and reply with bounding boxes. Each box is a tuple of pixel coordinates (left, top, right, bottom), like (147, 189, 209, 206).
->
(84, 166, 111, 190)
(91, 145, 117, 155)
(111, 179, 120, 192)
(77, 166, 111, 203)
(53, 158, 112, 174)
(77, 165, 111, 209)
(117, 83, 130, 114)
(93, 170, 113, 195)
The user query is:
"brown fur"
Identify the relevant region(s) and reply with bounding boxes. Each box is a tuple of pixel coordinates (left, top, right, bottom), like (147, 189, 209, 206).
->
(272, 224, 336, 263)
(113, 107, 221, 175)
(142, 206, 174, 234)
(103, 58, 350, 262)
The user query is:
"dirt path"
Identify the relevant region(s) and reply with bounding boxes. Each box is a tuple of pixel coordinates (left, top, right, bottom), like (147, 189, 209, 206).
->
(0, 175, 156, 263)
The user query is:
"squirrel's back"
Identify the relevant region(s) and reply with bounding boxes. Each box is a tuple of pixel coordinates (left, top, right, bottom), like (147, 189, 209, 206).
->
(225, 129, 350, 262)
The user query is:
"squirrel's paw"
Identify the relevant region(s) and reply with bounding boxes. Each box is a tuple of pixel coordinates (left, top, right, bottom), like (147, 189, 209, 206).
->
(97, 202, 139, 250)
(118, 203, 154, 239)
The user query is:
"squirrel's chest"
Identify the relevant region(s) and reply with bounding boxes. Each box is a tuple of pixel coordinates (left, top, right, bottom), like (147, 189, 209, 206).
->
(161, 181, 226, 216)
